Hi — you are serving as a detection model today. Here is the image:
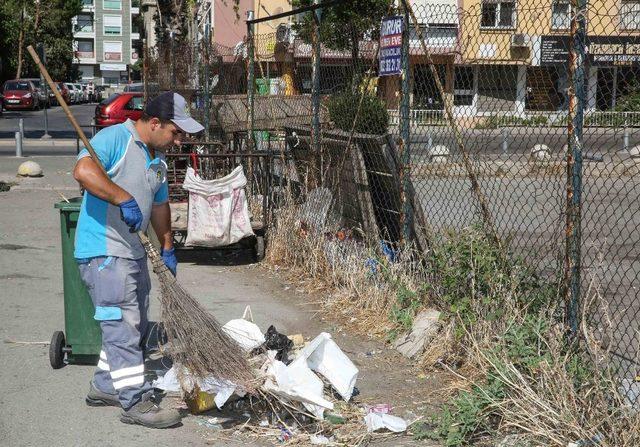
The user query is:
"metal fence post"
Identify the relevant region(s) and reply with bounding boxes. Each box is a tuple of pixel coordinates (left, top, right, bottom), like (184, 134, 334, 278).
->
(38, 44, 51, 140)
(170, 31, 176, 90)
(565, 0, 587, 334)
(15, 132, 23, 157)
(203, 21, 211, 141)
(399, 2, 412, 244)
(311, 0, 321, 155)
(246, 11, 255, 150)
(19, 118, 24, 139)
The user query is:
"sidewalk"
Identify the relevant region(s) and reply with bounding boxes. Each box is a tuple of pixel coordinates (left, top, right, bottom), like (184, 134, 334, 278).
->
(0, 157, 441, 446)
(0, 138, 77, 146)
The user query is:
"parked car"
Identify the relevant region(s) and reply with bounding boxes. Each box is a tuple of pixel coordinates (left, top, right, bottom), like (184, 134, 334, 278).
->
(2, 80, 40, 110)
(0, 92, 4, 115)
(95, 92, 144, 127)
(56, 82, 71, 105)
(75, 83, 86, 103)
(23, 78, 50, 108)
(65, 83, 79, 104)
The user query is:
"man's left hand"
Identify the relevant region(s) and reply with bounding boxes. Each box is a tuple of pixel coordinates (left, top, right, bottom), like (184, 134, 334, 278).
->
(161, 247, 177, 276)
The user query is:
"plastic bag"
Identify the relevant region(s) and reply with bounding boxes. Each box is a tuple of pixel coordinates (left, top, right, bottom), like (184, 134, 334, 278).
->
(262, 352, 334, 419)
(222, 319, 265, 351)
(364, 412, 407, 433)
(294, 332, 359, 401)
(182, 166, 253, 247)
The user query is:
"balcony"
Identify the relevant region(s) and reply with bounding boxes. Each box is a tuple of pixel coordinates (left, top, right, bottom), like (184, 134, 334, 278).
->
(74, 51, 96, 64)
(131, 31, 140, 39)
(131, 0, 140, 14)
(81, 0, 94, 11)
(131, 49, 139, 63)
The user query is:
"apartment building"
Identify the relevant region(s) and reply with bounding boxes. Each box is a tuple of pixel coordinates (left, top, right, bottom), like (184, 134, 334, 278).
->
(72, 0, 143, 86)
(454, 0, 640, 117)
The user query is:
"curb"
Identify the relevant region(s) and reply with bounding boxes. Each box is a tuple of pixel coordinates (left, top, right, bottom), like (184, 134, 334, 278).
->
(0, 139, 77, 147)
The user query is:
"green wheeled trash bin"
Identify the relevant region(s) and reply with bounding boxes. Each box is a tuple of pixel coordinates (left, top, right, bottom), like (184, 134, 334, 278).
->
(50, 198, 102, 368)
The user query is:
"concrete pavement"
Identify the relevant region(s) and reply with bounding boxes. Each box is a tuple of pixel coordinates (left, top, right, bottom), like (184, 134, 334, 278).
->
(0, 154, 440, 446)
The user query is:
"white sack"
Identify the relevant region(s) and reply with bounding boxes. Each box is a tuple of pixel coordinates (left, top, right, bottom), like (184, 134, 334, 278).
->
(294, 332, 359, 401)
(222, 318, 265, 351)
(182, 166, 253, 247)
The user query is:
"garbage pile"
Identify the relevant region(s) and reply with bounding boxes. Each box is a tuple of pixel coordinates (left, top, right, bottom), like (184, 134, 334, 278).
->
(152, 307, 410, 444)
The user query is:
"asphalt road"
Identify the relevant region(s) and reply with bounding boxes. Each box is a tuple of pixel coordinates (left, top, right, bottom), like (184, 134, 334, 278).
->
(0, 103, 96, 139)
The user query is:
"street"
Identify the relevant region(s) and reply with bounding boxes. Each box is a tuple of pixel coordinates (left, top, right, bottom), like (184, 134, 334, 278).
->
(0, 155, 438, 446)
(0, 103, 96, 140)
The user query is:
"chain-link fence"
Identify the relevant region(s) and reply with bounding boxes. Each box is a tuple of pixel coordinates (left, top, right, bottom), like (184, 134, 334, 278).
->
(145, 0, 640, 393)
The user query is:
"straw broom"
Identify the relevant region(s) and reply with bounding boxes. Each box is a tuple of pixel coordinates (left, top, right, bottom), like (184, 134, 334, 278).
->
(27, 45, 255, 390)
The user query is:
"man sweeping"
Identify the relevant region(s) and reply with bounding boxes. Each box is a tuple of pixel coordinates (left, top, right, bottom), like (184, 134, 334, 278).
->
(73, 92, 204, 428)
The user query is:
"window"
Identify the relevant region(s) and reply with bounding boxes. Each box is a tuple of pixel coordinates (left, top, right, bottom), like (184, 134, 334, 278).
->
(75, 14, 93, 32)
(621, 0, 640, 29)
(103, 0, 121, 10)
(76, 40, 94, 58)
(103, 15, 122, 35)
(481, 0, 516, 28)
(103, 41, 122, 61)
(125, 96, 144, 111)
(454, 67, 475, 106)
(551, 1, 571, 29)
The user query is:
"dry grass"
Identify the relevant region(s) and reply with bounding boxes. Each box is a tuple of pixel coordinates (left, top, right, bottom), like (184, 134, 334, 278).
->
(265, 193, 428, 337)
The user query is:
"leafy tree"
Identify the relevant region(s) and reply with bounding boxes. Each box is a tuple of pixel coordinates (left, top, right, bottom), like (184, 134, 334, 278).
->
(0, 0, 82, 83)
(292, 0, 394, 64)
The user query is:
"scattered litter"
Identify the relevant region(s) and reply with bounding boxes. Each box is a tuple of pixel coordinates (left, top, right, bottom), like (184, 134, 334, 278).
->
(0, 181, 11, 192)
(294, 332, 359, 401)
(366, 403, 393, 414)
(288, 333, 305, 347)
(263, 351, 334, 419)
(261, 325, 294, 362)
(278, 425, 293, 442)
(152, 365, 240, 409)
(364, 412, 408, 433)
(185, 389, 216, 414)
(259, 419, 269, 427)
(197, 417, 223, 430)
(310, 434, 333, 445)
(567, 433, 604, 447)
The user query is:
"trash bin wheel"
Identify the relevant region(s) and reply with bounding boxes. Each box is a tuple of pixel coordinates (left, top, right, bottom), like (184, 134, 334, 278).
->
(49, 331, 66, 369)
(253, 235, 265, 262)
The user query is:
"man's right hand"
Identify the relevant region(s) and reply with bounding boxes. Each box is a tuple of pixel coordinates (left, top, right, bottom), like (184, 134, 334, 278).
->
(119, 197, 143, 232)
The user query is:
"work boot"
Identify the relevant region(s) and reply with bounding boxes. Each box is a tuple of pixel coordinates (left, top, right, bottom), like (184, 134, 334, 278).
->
(86, 381, 120, 407)
(120, 393, 181, 429)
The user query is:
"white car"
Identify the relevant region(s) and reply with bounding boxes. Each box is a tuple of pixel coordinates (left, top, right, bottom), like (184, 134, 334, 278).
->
(76, 84, 88, 103)
(64, 83, 79, 104)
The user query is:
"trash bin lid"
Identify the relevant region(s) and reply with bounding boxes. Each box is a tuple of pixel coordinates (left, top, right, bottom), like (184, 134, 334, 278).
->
(54, 196, 83, 210)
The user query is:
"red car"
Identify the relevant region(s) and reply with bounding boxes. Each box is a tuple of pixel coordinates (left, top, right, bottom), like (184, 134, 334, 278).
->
(2, 79, 41, 110)
(95, 92, 144, 127)
(56, 82, 71, 105)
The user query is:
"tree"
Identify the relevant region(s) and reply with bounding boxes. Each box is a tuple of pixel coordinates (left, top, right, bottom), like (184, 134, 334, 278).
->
(292, 0, 393, 66)
(0, 0, 82, 83)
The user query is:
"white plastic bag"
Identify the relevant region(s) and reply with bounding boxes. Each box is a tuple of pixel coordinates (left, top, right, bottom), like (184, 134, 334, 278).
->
(262, 352, 334, 419)
(182, 166, 253, 247)
(364, 412, 408, 433)
(222, 307, 265, 351)
(294, 332, 359, 401)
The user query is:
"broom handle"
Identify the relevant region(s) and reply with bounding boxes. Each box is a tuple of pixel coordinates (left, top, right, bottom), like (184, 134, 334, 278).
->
(27, 45, 157, 251)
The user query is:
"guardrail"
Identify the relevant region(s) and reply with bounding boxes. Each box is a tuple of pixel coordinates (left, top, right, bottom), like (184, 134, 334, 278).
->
(388, 109, 640, 128)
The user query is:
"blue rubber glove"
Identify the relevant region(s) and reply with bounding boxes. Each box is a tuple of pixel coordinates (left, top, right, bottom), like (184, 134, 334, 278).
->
(118, 197, 143, 232)
(161, 247, 177, 276)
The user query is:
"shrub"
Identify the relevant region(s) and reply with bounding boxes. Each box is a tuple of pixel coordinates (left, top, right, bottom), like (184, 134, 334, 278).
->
(327, 89, 389, 135)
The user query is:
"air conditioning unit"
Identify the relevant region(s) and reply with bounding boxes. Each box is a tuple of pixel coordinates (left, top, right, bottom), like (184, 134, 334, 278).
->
(511, 34, 530, 48)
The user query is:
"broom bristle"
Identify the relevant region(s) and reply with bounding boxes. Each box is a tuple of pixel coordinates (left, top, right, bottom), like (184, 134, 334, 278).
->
(141, 234, 256, 391)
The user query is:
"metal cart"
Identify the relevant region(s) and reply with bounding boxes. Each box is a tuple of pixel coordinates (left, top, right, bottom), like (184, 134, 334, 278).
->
(165, 141, 272, 261)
